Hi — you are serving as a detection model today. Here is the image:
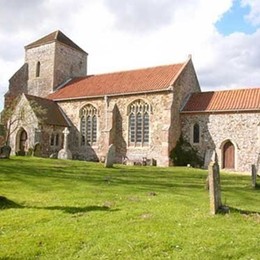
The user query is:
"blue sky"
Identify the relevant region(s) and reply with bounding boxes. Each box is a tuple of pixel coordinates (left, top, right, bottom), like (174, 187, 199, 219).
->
(216, 0, 256, 35)
(0, 0, 260, 110)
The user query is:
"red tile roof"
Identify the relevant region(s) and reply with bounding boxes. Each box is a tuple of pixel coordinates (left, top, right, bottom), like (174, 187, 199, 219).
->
(48, 63, 186, 100)
(182, 88, 260, 113)
(25, 30, 87, 54)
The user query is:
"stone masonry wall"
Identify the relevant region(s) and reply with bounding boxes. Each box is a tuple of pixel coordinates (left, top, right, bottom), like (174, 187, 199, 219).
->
(169, 60, 201, 157)
(5, 63, 28, 108)
(181, 112, 260, 173)
(53, 42, 87, 90)
(57, 91, 175, 166)
(25, 42, 87, 98)
(26, 43, 55, 97)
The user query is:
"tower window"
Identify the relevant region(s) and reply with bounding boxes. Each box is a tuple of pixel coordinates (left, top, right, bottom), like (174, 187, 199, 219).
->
(36, 61, 41, 77)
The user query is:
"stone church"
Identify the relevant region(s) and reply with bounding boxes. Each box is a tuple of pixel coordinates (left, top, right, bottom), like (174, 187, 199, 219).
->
(3, 30, 260, 173)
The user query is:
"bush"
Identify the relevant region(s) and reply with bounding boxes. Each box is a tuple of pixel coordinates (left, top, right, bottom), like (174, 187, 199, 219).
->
(170, 135, 203, 167)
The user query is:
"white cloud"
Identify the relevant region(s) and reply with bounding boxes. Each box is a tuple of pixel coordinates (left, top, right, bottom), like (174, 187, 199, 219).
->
(0, 0, 260, 110)
(242, 0, 260, 25)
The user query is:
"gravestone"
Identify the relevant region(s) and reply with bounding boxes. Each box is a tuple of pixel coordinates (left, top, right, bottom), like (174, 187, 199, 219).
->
(58, 127, 72, 160)
(204, 149, 213, 168)
(104, 144, 115, 168)
(208, 161, 222, 214)
(0, 145, 11, 159)
(251, 164, 257, 188)
(33, 143, 41, 157)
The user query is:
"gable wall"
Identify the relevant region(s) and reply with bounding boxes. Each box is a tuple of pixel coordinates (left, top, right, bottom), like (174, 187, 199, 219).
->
(168, 60, 201, 155)
(181, 112, 260, 172)
(5, 64, 28, 108)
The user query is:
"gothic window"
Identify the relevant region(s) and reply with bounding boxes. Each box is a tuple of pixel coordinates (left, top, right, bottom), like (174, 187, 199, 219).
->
(80, 104, 97, 145)
(128, 99, 150, 146)
(193, 123, 200, 144)
(36, 61, 41, 77)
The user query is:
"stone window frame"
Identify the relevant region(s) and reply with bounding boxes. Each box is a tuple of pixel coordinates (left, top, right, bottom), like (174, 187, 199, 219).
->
(36, 61, 41, 77)
(50, 132, 60, 147)
(79, 103, 98, 146)
(191, 122, 201, 145)
(127, 99, 151, 147)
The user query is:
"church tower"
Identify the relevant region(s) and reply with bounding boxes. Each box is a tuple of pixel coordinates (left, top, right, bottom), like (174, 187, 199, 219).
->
(5, 31, 88, 107)
(24, 30, 88, 97)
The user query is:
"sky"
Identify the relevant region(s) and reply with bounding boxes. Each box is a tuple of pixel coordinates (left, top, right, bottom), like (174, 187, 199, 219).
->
(1, 0, 260, 110)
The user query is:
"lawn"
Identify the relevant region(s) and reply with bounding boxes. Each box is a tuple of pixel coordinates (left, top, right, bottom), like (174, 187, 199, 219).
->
(0, 157, 259, 259)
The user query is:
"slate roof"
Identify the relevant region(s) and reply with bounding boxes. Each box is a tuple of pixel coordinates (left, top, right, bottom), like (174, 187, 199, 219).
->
(25, 30, 87, 54)
(25, 94, 69, 126)
(181, 88, 260, 113)
(48, 62, 187, 100)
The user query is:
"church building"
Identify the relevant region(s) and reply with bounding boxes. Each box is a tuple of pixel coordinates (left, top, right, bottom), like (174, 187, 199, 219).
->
(3, 31, 260, 173)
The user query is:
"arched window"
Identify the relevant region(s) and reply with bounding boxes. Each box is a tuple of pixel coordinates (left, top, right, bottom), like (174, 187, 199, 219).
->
(80, 104, 97, 145)
(193, 123, 200, 144)
(257, 123, 260, 147)
(36, 61, 41, 77)
(128, 99, 150, 146)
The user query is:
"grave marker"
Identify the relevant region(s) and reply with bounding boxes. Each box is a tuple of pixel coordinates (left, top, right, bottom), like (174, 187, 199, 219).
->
(208, 161, 222, 214)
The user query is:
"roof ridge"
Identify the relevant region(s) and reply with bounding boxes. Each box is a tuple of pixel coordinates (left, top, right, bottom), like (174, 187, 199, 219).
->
(200, 87, 260, 94)
(25, 30, 87, 54)
(86, 63, 185, 77)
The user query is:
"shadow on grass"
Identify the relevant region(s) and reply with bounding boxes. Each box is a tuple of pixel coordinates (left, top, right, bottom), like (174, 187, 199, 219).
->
(229, 207, 260, 216)
(40, 205, 119, 214)
(0, 196, 119, 214)
(0, 196, 23, 209)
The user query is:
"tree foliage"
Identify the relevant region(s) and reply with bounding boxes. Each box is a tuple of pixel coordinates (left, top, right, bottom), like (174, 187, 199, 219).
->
(170, 135, 203, 167)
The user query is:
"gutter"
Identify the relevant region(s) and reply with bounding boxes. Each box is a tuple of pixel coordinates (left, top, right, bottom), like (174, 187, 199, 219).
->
(50, 87, 173, 102)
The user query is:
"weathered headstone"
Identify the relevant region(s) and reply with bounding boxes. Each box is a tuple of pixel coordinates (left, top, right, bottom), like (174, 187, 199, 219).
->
(204, 149, 213, 168)
(0, 145, 11, 159)
(208, 161, 222, 214)
(252, 164, 257, 188)
(33, 143, 41, 157)
(104, 144, 115, 168)
(58, 127, 72, 160)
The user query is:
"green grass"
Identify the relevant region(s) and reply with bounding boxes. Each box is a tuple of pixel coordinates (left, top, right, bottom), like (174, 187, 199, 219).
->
(0, 157, 259, 260)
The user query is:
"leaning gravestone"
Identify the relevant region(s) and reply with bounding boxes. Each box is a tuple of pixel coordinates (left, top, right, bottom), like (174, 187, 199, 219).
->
(0, 145, 11, 159)
(208, 161, 222, 214)
(104, 144, 115, 168)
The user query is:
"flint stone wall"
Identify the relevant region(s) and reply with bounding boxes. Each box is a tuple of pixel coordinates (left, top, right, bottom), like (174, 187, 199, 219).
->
(181, 112, 260, 173)
(25, 42, 87, 98)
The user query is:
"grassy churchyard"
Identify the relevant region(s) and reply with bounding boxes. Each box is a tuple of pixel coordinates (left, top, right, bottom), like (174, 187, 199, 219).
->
(0, 157, 259, 259)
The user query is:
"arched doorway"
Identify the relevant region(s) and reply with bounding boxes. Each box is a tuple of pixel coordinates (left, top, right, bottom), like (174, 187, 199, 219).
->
(19, 129, 27, 153)
(222, 141, 235, 169)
